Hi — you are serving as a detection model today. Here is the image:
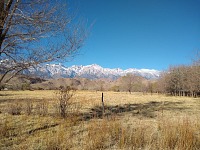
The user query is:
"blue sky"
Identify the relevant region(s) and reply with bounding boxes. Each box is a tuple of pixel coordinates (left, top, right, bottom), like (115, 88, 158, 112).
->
(66, 0, 200, 70)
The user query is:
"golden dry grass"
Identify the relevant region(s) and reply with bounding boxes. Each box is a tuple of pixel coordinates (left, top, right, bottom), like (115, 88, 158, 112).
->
(0, 90, 200, 149)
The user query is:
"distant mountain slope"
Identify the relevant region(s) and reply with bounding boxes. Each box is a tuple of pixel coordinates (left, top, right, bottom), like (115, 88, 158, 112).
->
(26, 64, 161, 80)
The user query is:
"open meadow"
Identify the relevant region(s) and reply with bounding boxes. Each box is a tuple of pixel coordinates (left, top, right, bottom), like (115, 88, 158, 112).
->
(0, 90, 200, 149)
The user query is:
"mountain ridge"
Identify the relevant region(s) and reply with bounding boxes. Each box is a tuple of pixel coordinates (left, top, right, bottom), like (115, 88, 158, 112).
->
(26, 63, 161, 80)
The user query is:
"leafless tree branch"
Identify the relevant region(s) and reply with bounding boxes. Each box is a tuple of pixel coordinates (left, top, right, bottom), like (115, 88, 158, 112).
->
(0, 0, 87, 88)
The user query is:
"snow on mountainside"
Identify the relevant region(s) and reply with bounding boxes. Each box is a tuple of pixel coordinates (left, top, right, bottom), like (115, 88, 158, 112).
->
(26, 64, 161, 80)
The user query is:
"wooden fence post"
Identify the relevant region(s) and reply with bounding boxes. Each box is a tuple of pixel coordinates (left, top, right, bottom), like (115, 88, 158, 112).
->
(102, 92, 105, 115)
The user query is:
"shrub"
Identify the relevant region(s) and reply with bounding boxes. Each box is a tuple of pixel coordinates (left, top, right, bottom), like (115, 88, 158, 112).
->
(55, 86, 75, 118)
(7, 103, 22, 115)
(35, 100, 49, 116)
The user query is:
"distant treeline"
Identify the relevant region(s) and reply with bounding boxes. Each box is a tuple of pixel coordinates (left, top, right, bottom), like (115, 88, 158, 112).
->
(157, 65, 200, 97)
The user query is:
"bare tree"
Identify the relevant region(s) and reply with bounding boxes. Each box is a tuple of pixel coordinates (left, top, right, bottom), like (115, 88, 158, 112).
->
(121, 74, 138, 94)
(80, 78, 90, 90)
(192, 50, 200, 66)
(0, 0, 86, 88)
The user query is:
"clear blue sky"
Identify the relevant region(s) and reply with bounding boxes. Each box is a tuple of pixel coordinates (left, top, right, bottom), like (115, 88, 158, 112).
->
(66, 0, 200, 70)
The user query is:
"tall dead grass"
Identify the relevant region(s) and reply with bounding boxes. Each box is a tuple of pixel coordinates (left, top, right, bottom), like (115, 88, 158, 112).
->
(1, 113, 200, 149)
(84, 116, 200, 150)
(156, 116, 199, 149)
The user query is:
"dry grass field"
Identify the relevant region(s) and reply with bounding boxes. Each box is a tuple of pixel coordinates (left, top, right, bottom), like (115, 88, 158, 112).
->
(0, 90, 200, 149)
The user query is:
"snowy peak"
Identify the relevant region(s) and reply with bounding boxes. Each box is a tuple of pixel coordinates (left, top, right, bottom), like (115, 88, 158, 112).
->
(27, 64, 161, 80)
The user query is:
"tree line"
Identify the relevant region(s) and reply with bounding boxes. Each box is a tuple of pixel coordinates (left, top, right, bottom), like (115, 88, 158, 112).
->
(157, 65, 200, 97)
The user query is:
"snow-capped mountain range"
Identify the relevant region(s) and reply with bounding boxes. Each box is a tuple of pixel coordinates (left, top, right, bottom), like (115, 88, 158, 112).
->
(26, 64, 161, 80)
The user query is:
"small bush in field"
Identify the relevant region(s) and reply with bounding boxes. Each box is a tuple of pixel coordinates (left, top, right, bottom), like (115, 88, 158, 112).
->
(35, 100, 49, 116)
(7, 103, 22, 115)
(55, 86, 75, 118)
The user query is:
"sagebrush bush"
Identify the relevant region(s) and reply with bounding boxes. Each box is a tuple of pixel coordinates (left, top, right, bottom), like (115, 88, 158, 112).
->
(7, 103, 22, 115)
(55, 86, 75, 118)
